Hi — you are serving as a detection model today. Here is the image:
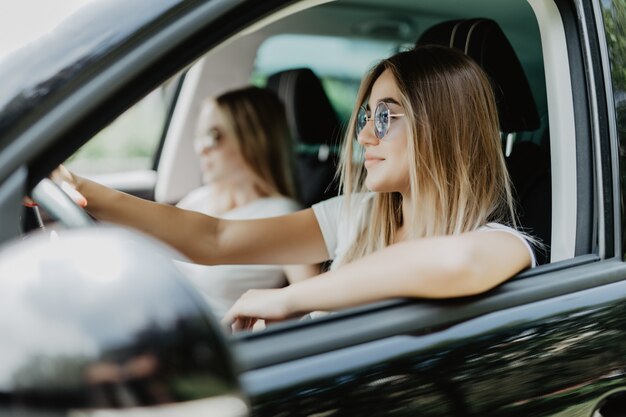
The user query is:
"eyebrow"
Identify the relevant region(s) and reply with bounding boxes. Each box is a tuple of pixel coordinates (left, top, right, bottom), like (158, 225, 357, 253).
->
(365, 97, 401, 109)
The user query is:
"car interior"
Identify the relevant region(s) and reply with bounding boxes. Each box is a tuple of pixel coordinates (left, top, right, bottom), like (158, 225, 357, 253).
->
(38, 0, 600, 350)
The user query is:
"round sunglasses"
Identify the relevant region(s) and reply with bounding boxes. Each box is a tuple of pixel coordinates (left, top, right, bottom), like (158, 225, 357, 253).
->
(356, 101, 405, 140)
(193, 128, 222, 154)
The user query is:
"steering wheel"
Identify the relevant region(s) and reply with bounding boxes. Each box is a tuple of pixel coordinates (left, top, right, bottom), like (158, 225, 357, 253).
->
(31, 178, 95, 228)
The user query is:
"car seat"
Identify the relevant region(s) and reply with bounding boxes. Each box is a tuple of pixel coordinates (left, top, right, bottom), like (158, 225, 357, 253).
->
(417, 18, 552, 264)
(266, 68, 343, 207)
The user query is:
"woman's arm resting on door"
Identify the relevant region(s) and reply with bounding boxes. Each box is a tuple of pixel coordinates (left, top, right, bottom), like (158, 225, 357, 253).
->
(224, 230, 531, 329)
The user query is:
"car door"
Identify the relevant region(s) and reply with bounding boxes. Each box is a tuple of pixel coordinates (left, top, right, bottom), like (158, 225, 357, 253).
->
(228, 1, 626, 416)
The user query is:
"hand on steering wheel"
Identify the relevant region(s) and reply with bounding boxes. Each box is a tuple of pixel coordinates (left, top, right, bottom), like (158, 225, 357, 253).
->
(29, 166, 94, 229)
(50, 165, 88, 208)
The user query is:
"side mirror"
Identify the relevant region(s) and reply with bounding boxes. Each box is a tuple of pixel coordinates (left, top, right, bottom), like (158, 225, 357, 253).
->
(0, 227, 247, 416)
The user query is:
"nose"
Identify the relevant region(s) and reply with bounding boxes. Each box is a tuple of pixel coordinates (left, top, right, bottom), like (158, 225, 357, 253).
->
(194, 141, 215, 156)
(197, 146, 212, 156)
(356, 119, 380, 147)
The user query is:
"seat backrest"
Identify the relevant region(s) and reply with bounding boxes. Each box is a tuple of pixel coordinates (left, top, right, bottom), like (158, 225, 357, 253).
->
(267, 68, 342, 207)
(418, 19, 551, 263)
(417, 18, 539, 133)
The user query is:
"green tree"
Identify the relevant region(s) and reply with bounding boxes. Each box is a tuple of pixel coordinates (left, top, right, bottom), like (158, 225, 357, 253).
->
(604, 0, 626, 91)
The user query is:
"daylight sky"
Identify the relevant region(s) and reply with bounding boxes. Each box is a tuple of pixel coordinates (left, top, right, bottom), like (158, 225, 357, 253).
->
(0, 1, 89, 60)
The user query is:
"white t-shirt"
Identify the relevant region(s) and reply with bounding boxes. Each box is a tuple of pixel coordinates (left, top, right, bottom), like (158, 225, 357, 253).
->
(176, 189, 301, 317)
(312, 194, 537, 269)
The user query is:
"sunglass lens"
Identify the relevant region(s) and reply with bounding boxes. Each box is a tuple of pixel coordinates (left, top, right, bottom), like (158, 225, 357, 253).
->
(194, 129, 221, 153)
(374, 102, 389, 139)
(356, 106, 367, 136)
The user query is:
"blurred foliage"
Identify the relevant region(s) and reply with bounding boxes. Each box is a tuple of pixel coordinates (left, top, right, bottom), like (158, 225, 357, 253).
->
(603, 0, 626, 258)
(604, 0, 626, 91)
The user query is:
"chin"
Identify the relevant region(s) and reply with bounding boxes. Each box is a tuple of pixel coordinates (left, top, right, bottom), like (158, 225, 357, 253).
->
(364, 175, 407, 194)
(364, 178, 391, 193)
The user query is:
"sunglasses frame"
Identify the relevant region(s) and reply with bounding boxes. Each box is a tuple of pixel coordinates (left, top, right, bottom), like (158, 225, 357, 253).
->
(193, 128, 222, 154)
(356, 101, 405, 140)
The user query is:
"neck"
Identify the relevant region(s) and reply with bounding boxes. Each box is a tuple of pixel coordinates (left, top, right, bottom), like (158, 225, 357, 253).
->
(390, 191, 411, 243)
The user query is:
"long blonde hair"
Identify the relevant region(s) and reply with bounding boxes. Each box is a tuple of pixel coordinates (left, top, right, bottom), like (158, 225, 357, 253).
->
(214, 86, 296, 199)
(339, 45, 517, 265)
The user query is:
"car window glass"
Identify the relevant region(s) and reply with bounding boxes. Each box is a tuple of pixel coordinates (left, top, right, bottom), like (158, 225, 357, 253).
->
(65, 76, 179, 175)
(251, 34, 406, 124)
(601, 0, 626, 257)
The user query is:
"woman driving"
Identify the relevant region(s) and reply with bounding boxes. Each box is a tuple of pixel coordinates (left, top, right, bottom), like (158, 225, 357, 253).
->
(55, 45, 536, 331)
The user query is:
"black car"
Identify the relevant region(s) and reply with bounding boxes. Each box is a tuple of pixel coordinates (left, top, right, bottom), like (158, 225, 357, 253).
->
(1, 0, 626, 416)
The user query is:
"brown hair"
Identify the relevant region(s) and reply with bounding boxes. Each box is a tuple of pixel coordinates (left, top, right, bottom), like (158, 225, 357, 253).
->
(339, 45, 517, 264)
(213, 86, 296, 199)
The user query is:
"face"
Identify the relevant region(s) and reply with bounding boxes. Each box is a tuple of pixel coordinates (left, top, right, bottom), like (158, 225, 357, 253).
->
(357, 69, 410, 194)
(194, 101, 249, 184)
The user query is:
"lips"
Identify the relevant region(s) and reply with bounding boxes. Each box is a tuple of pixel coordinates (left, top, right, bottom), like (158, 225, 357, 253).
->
(364, 152, 385, 167)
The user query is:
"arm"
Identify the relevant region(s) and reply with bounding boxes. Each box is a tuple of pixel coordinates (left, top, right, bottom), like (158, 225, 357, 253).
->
(283, 264, 322, 284)
(72, 174, 329, 266)
(224, 230, 532, 329)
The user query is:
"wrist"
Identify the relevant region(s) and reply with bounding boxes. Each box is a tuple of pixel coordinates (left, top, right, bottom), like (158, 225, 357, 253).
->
(282, 284, 303, 316)
(283, 272, 332, 315)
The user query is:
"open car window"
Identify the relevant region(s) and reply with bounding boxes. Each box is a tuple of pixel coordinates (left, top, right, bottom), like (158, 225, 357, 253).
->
(14, 0, 602, 345)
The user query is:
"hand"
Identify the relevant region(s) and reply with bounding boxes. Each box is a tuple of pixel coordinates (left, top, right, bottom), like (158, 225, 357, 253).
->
(50, 165, 88, 208)
(222, 288, 295, 332)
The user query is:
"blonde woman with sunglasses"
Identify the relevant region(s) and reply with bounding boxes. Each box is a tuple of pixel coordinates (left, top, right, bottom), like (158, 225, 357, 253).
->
(56, 46, 536, 330)
(170, 86, 320, 316)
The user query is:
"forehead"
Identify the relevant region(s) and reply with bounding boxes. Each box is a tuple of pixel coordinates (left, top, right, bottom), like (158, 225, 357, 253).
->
(196, 100, 224, 131)
(368, 69, 401, 107)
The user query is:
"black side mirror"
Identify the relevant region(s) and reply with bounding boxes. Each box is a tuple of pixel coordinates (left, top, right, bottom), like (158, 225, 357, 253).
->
(0, 227, 247, 416)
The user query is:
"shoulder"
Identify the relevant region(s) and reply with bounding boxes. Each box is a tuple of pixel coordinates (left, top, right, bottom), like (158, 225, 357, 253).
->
(477, 222, 538, 268)
(176, 186, 211, 210)
(312, 192, 374, 214)
(227, 196, 301, 219)
(312, 194, 344, 215)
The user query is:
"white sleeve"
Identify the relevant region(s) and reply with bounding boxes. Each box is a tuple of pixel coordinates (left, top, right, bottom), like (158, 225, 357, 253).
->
(480, 223, 538, 268)
(311, 195, 344, 259)
(176, 187, 207, 211)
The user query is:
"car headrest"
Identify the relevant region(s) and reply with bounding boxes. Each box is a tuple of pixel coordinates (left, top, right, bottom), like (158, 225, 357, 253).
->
(417, 18, 540, 132)
(267, 68, 343, 146)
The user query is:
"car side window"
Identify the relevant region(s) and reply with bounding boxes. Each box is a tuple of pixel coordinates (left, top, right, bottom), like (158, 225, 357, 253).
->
(65, 77, 180, 175)
(251, 34, 406, 124)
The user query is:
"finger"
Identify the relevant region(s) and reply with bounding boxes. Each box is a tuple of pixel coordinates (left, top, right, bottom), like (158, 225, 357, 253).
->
(22, 196, 37, 208)
(232, 318, 246, 332)
(244, 317, 257, 330)
(60, 181, 88, 208)
(222, 309, 235, 327)
(50, 164, 69, 183)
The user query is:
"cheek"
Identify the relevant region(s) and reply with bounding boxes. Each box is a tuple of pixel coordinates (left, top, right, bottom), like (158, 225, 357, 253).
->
(389, 141, 409, 170)
(382, 145, 410, 190)
(199, 148, 237, 172)
(222, 147, 248, 169)
(365, 158, 408, 192)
